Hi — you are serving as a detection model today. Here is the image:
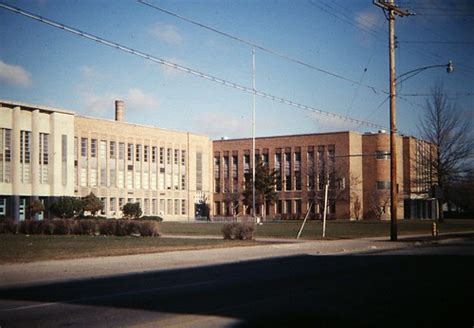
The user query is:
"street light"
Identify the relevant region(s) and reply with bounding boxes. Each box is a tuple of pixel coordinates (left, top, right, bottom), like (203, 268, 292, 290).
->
(389, 60, 453, 241)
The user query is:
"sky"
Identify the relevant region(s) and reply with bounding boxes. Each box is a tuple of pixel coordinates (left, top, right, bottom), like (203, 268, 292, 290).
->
(0, 0, 473, 140)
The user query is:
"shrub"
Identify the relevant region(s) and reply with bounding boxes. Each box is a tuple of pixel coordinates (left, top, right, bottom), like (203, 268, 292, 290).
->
(73, 219, 98, 235)
(222, 222, 254, 240)
(127, 220, 142, 235)
(115, 220, 130, 236)
(28, 200, 45, 219)
(122, 202, 142, 220)
(99, 220, 117, 235)
(50, 197, 83, 219)
(138, 221, 160, 237)
(18, 220, 45, 234)
(82, 192, 103, 216)
(0, 219, 17, 234)
(139, 216, 164, 222)
(53, 219, 71, 235)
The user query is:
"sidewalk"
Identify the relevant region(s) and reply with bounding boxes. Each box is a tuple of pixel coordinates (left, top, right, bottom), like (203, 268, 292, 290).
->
(0, 233, 453, 289)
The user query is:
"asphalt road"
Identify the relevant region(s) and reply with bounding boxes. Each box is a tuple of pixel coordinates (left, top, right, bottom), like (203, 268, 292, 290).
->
(0, 240, 473, 328)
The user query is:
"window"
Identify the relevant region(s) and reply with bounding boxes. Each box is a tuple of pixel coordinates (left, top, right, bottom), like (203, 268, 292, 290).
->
(127, 143, 133, 161)
(81, 138, 87, 157)
(307, 150, 315, 190)
(181, 199, 186, 215)
(167, 148, 172, 165)
(174, 199, 179, 215)
(377, 181, 391, 190)
(62, 135, 67, 186)
(0, 198, 5, 215)
(110, 141, 116, 159)
(100, 140, 107, 186)
(144, 145, 149, 163)
(376, 151, 390, 160)
(159, 147, 164, 164)
(223, 156, 229, 179)
(119, 143, 125, 160)
(284, 152, 291, 191)
(39, 133, 49, 184)
(285, 200, 292, 214)
(174, 149, 179, 165)
(91, 139, 97, 158)
(196, 151, 203, 191)
(244, 154, 250, 173)
(275, 153, 282, 191)
(135, 144, 141, 162)
(152, 146, 157, 163)
(181, 150, 186, 166)
(214, 201, 221, 216)
(110, 198, 116, 212)
(20, 130, 31, 164)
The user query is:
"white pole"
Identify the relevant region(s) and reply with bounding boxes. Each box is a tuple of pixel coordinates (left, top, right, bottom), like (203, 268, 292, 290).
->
(252, 49, 257, 223)
(297, 201, 313, 239)
(322, 183, 329, 238)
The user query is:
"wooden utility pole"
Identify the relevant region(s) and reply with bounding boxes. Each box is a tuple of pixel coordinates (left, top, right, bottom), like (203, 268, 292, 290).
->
(373, 1, 411, 241)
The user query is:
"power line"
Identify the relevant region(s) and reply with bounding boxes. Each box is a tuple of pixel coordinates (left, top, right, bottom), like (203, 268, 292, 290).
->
(0, 2, 387, 131)
(400, 41, 474, 44)
(138, 0, 387, 95)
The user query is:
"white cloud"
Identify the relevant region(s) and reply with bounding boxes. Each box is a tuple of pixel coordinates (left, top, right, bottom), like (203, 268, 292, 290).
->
(149, 23, 184, 45)
(82, 88, 158, 116)
(193, 112, 249, 139)
(0, 60, 32, 87)
(307, 112, 361, 133)
(81, 65, 102, 80)
(355, 9, 380, 31)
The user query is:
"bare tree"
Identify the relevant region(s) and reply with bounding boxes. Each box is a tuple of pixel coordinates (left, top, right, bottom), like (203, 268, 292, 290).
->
(417, 83, 474, 221)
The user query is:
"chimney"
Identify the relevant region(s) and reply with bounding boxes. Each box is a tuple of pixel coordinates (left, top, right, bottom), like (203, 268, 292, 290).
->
(115, 100, 124, 122)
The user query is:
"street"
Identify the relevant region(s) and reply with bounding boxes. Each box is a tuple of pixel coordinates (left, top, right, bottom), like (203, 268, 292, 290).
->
(0, 239, 473, 327)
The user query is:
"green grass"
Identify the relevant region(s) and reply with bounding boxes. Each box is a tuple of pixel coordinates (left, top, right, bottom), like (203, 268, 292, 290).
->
(0, 235, 261, 264)
(161, 219, 474, 240)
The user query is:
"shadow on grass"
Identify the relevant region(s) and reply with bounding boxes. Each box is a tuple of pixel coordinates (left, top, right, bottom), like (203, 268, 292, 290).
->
(0, 252, 472, 327)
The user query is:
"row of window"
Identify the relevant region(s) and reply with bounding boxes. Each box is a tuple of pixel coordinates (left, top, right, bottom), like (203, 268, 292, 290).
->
(77, 138, 186, 166)
(213, 199, 336, 216)
(0, 129, 67, 186)
(101, 197, 187, 216)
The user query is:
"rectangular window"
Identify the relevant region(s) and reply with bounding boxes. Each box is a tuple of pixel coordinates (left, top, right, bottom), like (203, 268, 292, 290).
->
(62, 134, 67, 186)
(214, 201, 221, 216)
(223, 156, 229, 179)
(0, 129, 12, 183)
(174, 199, 179, 215)
(181, 150, 186, 166)
(110, 197, 116, 213)
(167, 148, 172, 165)
(285, 200, 292, 214)
(377, 181, 391, 190)
(135, 144, 141, 162)
(110, 141, 116, 159)
(91, 139, 97, 158)
(196, 151, 203, 191)
(275, 153, 282, 191)
(20, 130, 31, 164)
(160, 199, 165, 215)
(244, 154, 250, 173)
(144, 145, 149, 163)
(39, 133, 49, 184)
(376, 151, 390, 160)
(0, 198, 5, 215)
(181, 199, 186, 215)
(262, 153, 269, 166)
(100, 140, 107, 186)
(81, 138, 87, 157)
(119, 143, 125, 160)
(127, 143, 133, 161)
(152, 199, 158, 214)
(174, 149, 179, 165)
(284, 152, 291, 191)
(167, 199, 172, 215)
(159, 147, 164, 164)
(152, 146, 157, 163)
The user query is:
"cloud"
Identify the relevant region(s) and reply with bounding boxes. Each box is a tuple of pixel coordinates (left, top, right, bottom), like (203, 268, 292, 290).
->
(193, 112, 250, 139)
(80, 65, 102, 80)
(82, 88, 158, 116)
(355, 10, 379, 31)
(307, 112, 362, 133)
(0, 59, 32, 87)
(149, 23, 184, 45)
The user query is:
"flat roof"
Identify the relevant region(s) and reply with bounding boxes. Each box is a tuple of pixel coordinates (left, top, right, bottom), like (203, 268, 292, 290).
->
(0, 99, 75, 116)
(212, 130, 360, 142)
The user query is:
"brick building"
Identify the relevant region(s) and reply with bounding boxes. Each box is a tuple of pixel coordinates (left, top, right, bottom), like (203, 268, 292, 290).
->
(213, 131, 434, 220)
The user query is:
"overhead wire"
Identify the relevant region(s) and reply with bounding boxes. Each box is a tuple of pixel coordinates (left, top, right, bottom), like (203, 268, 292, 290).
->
(138, 0, 387, 95)
(0, 2, 388, 130)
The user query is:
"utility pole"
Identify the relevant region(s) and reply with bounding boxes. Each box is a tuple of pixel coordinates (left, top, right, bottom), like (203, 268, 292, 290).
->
(373, 1, 412, 241)
(252, 49, 257, 223)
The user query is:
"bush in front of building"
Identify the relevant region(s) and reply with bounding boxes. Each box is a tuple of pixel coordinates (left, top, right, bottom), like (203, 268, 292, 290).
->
(137, 216, 164, 222)
(0, 218, 159, 237)
(122, 202, 142, 220)
(82, 192, 103, 217)
(222, 222, 255, 240)
(50, 197, 84, 219)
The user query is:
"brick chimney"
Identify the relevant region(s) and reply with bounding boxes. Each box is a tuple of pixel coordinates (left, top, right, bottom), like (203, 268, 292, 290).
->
(115, 100, 124, 122)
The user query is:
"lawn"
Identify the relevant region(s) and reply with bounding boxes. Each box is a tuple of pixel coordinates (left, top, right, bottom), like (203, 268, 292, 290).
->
(0, 235, 262, 264)
(161, 219, 474, 240)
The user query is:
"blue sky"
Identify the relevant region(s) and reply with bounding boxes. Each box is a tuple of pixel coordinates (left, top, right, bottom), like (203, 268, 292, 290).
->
(0, 0, 472, 139)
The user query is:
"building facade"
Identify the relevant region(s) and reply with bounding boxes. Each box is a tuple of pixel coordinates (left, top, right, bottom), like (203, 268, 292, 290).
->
(212, 131, 430, 220)
(0, 100, 213, 221)
(0, 100, 75, 220)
